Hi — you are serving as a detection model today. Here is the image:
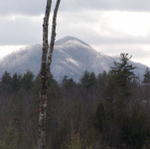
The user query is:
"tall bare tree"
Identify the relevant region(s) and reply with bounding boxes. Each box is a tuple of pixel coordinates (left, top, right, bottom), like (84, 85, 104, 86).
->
(39, 0, 61, 149)
(38, 0, 52, 149)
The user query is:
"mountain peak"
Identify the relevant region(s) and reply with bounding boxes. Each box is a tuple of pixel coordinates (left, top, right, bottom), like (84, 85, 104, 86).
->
(56, 36, 91, 48)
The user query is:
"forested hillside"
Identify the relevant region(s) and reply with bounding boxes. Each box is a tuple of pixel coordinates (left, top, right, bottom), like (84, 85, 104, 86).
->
(0, 53, 150, 149)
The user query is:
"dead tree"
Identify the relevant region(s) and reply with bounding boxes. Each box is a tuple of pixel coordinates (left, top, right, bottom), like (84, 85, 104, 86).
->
(38, 0, 52, 149)
(39, 0, 61, 149)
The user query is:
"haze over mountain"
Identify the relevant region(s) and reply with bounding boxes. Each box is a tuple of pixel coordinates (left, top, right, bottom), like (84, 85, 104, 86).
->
(0, 36, 147, 81)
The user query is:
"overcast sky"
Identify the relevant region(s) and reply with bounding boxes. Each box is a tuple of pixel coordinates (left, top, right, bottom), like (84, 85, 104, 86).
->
(1, 0, 150, 66)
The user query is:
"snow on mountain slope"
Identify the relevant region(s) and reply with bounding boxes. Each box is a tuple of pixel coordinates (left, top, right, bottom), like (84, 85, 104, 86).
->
(0, 36, 147, 81)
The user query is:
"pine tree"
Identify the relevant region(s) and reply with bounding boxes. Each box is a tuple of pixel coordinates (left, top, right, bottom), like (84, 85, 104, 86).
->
(62, 76, 76, 90)
(0, 72, 12, 93)
(110, 53, 136, 97)
(21, 71, 34, 90)
(143, 68, 150, 84)
(80, 71, 96, 89)
(11, 73, 21, 92)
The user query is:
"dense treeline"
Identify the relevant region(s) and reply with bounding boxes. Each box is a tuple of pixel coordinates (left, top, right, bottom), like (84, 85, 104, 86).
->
(0, 53, 150, 149)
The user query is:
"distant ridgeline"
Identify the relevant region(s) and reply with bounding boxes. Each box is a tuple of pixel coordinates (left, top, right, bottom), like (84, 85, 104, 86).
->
(0, 36, 148, 82)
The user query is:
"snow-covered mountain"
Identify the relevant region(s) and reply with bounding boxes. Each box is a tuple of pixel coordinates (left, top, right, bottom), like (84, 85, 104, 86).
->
(0, 36, 148, 81)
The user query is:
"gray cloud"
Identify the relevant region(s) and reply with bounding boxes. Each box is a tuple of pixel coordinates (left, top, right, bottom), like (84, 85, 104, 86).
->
(0, 16, 42, 45)
(90, 35, 150, 45)
(0, 0, 150, 15)
(98, 45, 150, 58)
(1, 11, 150, 46)
(0, 0, 45, 15)
(61, 0, 150, 12)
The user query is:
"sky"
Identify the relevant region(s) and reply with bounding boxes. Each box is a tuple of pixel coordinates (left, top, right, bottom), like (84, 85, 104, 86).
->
(1, 0, 150, 66)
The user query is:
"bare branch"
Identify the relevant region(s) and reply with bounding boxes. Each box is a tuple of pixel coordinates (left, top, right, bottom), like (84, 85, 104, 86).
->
(47, 0, 61, 74)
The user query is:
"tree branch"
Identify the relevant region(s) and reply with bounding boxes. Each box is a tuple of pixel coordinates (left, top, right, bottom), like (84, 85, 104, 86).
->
(47, 0, 61, 74)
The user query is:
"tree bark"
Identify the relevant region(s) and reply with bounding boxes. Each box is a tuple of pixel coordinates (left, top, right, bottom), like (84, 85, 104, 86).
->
(47, 0, 61, 73)
(38, 0, 52, 149)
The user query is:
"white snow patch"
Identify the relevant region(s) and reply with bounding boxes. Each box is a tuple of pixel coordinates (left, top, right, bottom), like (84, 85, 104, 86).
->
(66, 58, 79, 67)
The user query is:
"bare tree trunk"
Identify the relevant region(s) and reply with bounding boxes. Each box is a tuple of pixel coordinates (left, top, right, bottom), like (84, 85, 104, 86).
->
(39, 0, 61, 148)
(38, 0, 52, 149)
(47, 0, 61, 73)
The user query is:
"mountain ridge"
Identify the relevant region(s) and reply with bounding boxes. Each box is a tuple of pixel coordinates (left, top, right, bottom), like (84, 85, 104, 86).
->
(0, 36, 148, 81)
